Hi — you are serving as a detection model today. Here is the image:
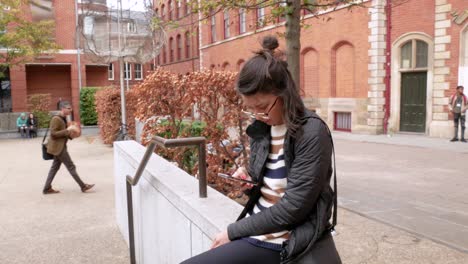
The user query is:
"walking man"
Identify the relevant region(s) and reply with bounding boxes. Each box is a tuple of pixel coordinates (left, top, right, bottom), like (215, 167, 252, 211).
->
(449, 85, 467, 142)
(43, 101, 94, 194)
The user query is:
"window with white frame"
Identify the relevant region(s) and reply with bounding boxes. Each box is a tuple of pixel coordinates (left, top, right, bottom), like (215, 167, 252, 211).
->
(257, 7, 265, 26)
(124, 62, 131, 80)
(210, 12, 216, 43)
(223, 10, 230, 39)
(134, 63, 143, 80)
(239, 9, 246, 34)
(108, 63, 114, 80)
(127, 21, 136, 33)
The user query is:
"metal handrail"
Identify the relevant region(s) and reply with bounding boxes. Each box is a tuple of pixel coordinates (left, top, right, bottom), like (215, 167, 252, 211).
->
(125, 136, 207, 264)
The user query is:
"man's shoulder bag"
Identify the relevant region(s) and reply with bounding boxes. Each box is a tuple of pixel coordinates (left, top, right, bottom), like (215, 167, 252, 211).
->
(42, 126, 54, 160)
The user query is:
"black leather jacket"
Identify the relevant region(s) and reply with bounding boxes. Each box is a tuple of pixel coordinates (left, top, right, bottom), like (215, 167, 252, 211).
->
(227, 110, 335, 263)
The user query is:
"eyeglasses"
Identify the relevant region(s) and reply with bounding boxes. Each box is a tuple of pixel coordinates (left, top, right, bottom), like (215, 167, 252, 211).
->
(242, 97, 278, 120)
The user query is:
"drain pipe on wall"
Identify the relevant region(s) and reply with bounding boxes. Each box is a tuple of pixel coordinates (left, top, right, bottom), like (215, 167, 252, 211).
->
(383, 0, 392, 134)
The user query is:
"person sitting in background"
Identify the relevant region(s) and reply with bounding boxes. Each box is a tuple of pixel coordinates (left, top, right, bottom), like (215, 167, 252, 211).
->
(27, 113, 38, 138)
(16, 113, 28, 138)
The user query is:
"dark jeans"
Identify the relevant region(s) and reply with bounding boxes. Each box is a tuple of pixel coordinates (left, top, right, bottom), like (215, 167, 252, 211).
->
(181, 233, 341, 264)
(180, 239, 280, 264)
(18, 126, 27, 138)
(43, 146, 85, 191)
(453, 113, 465, 138)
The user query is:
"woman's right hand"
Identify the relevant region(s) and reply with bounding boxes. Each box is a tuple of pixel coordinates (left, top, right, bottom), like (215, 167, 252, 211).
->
(232, 167, 254, 190)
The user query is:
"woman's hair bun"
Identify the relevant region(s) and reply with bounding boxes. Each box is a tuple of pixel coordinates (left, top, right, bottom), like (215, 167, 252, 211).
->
(262, 35, 279, 51)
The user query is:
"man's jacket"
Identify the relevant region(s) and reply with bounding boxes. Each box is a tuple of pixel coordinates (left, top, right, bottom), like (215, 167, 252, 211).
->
(227, 110, 335, 263)
(46, 116, 70, 156)
(449, 93, 468, 113)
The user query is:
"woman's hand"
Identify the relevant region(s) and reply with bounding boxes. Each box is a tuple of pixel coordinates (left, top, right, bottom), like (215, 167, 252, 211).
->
(232, 167, 254, 190)
(211, 230, 230, 249)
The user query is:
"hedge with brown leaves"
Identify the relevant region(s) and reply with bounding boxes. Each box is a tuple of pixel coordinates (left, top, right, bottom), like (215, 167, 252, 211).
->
(133, 68, 250, 200)
(95, 87, 137, 144)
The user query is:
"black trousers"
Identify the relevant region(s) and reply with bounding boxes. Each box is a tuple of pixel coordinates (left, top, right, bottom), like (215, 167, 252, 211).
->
(43, 146, 85, 191)
(180, 239, 280, 264)
(181, 233, 341, 264)
(453, 113, 466, 139)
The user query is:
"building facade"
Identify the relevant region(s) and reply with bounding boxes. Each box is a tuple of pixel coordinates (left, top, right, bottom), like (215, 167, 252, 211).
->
(0, 0, 153, 123)
(155, 0, 467, 138)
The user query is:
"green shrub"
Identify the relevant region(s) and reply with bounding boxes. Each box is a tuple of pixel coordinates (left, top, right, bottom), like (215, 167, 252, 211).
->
(27, 93, 51, 128)
(80, 87, 99, 126)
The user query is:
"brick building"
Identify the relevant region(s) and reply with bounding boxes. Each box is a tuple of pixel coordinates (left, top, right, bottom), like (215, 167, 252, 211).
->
(0, 0, 153, 123)
(156, 0, 467, 138)
(2, 0, 467, 137)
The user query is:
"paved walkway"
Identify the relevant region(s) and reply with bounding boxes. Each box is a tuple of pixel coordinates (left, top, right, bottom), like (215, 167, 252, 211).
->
(1, 135, 467, 263)
(333, 132, 468, 254)
(0, 136, 129, 264)
(332, 131, 468, 153)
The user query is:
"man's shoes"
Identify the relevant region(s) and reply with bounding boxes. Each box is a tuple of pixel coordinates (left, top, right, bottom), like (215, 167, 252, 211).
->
(43, 188, 60, 194)
(461, 139, 467, 143)
(81, 184, 95, 193)
(450, 138, 459, 142)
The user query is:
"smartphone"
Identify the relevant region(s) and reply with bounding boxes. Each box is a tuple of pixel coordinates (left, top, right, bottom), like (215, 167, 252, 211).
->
(217, 173, 257, 185)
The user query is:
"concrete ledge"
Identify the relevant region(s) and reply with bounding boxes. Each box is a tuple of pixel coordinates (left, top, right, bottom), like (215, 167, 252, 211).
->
(114, 140, 242, 263)
(0, 125, 99, 139)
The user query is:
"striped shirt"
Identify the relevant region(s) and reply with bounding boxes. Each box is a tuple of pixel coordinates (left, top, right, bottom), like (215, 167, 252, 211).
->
(243, 124, 289, 251)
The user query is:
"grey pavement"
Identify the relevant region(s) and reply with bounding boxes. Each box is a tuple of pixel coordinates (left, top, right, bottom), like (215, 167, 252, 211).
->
(1, 135, 467, 263)
(332, 131, 468, 153)
(0, 136, 129, 264)
(334, 132, 468, 254)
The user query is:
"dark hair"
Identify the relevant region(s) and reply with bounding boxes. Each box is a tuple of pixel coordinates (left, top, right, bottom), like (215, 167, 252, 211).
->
(236, 35, 305, 137)
(59, 100, 71, 109)
(457, 85, 464, 90)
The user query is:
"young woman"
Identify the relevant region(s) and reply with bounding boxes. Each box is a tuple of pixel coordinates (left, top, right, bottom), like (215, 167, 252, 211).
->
(26, 113, 38, 138)
(182, 36, 341, 264)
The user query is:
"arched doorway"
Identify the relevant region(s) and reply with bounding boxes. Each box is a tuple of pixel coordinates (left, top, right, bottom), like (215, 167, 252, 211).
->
(390, 33, 433, 134)
(399, 39, 429, 132)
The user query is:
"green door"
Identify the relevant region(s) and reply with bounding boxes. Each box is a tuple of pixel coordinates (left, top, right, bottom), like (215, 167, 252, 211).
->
(400, 72, 427, 133)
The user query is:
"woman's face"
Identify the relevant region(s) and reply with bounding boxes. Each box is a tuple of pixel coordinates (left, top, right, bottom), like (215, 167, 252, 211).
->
(241, 92, 284, 126)
(29, 114, 33, 118)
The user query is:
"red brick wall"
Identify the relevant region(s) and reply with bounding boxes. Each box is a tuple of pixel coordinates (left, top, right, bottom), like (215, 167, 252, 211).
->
(391, 0, 435, 42)
(54, 0, 77, 49)
(26, 65, 72, 111)
(154, 0, 200, 73)
(86, 65, 108, 87)
(448, 0, 467, 94)
(334, 43, 356, 98)
(201, 5, 370, 99)
(302, 48, 319, 98)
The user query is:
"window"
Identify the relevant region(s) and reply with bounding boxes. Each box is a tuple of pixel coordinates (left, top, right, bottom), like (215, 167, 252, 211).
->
(134, 63, 143, 80)
(185, 31, 190, 59)
(257, 7, 265, 26)
(161, 4, 165, 20)
(108, 63, 114, 80)
(223, 10, 230, 39)
(278, 2, 287, 23)
(0, 28, 6, 48)
(168, 0, 172, 20)
(150, 63, 155, 71)
(124, 62, 131, 80)
(239, 9, 246, 34)
(127, 21, 136, 33)
(176, 34, 182, 61)
(177, 0, 181, 18)
(169, 37, 174, 62)
(334, 112, 352, 132)
(83, 16, 94, 35)
(400, 40, 428, 70)
(162, 46, 167, 64)
(185, 0, 190, 15)
(210, 12, 216, 43)
(156, 55, 160, 65)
